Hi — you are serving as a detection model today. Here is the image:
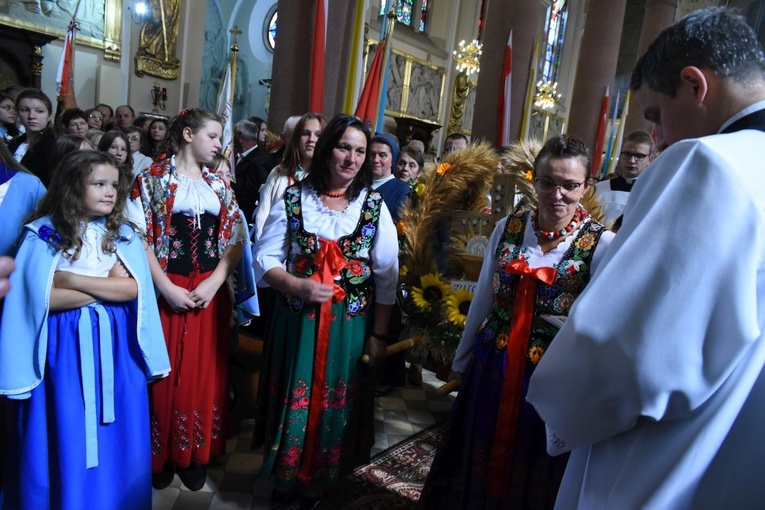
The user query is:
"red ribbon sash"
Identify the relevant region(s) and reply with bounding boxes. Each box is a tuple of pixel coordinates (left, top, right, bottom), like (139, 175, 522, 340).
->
(297, 239, 347, 484)
(487, 259, 556, 496)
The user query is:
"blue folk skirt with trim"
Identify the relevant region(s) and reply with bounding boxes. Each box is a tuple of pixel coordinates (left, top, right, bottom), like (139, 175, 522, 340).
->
(1, 301, 152, 510)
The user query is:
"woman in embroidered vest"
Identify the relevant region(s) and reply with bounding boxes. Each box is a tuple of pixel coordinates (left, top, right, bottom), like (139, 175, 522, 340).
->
(254, 114, 399, 505)
(133, 108, 246, 491)
(0, 150, 170, 509)
(251, 112, 326, 449)
(419, 135, 616, 509)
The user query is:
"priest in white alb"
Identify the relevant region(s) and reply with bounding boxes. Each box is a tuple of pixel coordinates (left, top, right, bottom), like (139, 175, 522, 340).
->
(527, 8, 765, 509)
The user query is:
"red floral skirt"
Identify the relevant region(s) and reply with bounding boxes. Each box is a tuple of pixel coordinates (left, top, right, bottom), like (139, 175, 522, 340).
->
(150, 269, 232, 471)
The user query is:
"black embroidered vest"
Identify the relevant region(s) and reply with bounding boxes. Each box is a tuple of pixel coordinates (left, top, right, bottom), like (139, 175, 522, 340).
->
(166, 212, 219, 275)
(477, 209, 606, 370)
(282, 184, 383, 317)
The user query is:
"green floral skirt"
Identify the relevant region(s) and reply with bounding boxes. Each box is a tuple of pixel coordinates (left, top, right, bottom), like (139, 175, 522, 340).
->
(258, 299, 375, 492)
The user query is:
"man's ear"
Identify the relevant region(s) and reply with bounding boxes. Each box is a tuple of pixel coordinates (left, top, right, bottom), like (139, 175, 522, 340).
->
(679, 66, 709, 104)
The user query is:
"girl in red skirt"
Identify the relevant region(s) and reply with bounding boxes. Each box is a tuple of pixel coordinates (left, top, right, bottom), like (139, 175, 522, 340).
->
(133, 108, 245, 490)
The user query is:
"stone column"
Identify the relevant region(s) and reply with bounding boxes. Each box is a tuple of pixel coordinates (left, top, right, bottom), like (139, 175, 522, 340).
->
(268, 0, 358, 132)
(323, 1, 357, 118)
(567, 0, 628, 152)
(470, 0, 540, 144)
(623, 0, 678, 135)
(268, 0, 314, 133)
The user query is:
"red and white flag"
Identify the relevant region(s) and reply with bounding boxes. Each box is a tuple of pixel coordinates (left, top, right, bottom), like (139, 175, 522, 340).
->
(309, 0, 328, 113)
(354, 43, 385, 129)
(497, 31, 512, 146)
(591, 85, 610, 177)
(56, 21, 78, 110)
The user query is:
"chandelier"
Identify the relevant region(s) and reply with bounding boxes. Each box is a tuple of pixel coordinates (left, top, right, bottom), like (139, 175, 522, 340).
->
(534, 80, 561, 110)
(453, 39, 482, 75)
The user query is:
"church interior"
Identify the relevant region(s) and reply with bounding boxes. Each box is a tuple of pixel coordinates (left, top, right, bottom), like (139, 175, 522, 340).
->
(1, 1, 764, 509)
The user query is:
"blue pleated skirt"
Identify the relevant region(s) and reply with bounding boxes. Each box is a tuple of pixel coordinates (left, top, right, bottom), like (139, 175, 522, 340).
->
(1, 301, 152, 510)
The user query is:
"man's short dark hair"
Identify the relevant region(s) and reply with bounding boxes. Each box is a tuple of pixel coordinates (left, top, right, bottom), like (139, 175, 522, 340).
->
(631, 8, 765, 96)
(95, 103, 114, 116)
(116, 104, 135, 116)
(444, 132, 469, 146)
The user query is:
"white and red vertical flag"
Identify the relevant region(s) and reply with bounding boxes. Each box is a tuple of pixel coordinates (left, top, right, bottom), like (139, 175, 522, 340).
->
(56, 21, 78, 111)
(497, 31, 513, 146)
(591, 85, 610, 177)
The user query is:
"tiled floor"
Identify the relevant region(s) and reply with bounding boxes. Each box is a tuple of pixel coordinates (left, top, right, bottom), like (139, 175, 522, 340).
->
(152, 365, 455, 510)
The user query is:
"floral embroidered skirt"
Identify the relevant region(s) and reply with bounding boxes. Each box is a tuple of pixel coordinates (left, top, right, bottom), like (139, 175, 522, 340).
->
(150, 269, 232, 472)
(2, 302, 151, 510)
(258, 300, 374, 493)
(419, 320, 568, 510)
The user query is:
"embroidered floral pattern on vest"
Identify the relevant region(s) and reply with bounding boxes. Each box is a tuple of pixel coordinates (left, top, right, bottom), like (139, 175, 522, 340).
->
(282, 185, 382, 317)
(132, 156, 244, 272)
(478, 209, 606, 368)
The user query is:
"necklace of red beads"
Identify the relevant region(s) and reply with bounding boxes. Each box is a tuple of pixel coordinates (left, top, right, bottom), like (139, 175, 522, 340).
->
(531, 206, 589, 240)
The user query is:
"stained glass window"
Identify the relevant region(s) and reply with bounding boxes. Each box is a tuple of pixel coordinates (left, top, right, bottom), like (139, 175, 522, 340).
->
(541, 0, 568, 83)
(379, 0, 427, 31)
(266, 10, 277, 51)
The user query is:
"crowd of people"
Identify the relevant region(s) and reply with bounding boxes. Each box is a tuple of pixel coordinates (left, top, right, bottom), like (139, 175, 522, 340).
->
(0, 7, 764, 510)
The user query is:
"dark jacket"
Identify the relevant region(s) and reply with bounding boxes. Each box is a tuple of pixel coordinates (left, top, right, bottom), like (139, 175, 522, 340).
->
(8, 128, 57, 187)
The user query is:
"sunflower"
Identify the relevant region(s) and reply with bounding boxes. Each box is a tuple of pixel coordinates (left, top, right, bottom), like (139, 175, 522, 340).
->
(415, 182, 426, 196)
(445, 287, 474, 327)
(400, 265, 409, 276)
(411, 273, 451, 311)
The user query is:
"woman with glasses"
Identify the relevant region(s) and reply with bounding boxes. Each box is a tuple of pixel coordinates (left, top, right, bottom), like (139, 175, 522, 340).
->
(7, 89, 57, 187)
(84, 108, 104, 130)
(420, 135, 615, 509)
(0, 93, 19, 143)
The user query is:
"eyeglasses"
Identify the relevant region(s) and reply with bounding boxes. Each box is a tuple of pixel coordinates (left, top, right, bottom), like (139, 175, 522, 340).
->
(534, 178, 585, 194)
(0, 105, 15, 112)
(88, 114, 103, 120)
(620, 151, 650, 162)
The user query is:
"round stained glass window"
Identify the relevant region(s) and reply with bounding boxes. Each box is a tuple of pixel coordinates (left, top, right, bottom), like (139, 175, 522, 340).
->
(266, 10, 277, 51)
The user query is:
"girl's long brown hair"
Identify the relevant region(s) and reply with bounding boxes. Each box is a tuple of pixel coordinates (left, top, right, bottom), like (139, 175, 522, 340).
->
(277, 112, 326, 178)
(29, 150, 132, 260)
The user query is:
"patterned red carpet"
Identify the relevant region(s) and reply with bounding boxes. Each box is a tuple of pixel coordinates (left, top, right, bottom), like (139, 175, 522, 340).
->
(277, 421, 447, 510)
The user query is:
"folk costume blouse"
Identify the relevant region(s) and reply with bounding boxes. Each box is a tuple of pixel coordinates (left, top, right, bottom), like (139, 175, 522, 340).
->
(132, 155, 246, 272)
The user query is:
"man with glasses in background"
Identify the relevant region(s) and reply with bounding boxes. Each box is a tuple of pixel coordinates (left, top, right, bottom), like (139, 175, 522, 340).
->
(593, 130, 653, 228)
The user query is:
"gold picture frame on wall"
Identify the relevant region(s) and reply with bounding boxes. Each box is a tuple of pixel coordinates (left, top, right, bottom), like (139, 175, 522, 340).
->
(0, 0, 122, 62)
(364, 39, 447, 125)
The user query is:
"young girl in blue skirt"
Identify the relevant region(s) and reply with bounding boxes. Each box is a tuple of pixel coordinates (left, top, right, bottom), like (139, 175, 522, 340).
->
(0, 150, 170, 510)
